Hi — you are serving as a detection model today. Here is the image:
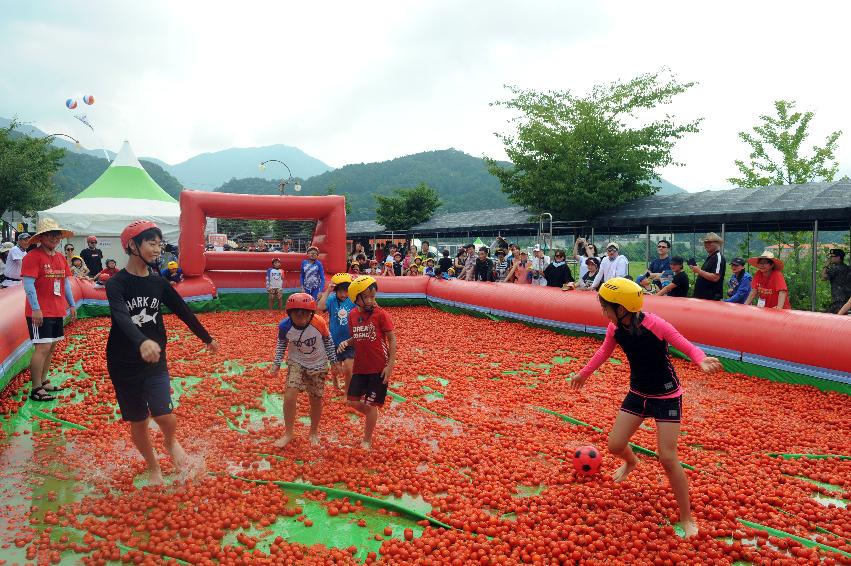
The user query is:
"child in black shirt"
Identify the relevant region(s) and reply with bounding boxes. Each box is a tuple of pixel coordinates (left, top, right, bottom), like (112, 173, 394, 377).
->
(106, 220, 217, 485)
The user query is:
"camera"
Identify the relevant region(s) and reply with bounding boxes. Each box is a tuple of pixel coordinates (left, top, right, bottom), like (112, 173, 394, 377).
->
(687, 258, 697, 267)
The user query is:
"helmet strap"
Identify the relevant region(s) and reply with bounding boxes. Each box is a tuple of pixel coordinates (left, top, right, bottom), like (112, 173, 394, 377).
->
(129, 238, 161, 270)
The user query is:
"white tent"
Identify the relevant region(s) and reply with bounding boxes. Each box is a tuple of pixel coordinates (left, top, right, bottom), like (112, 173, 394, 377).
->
(40, 141, 181, 246)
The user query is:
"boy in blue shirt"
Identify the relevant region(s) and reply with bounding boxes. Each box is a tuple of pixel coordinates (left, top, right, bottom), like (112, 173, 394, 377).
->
(300, 246, 325, 300)
(160, 261, 184, 285)
(317, 273, 356, 392)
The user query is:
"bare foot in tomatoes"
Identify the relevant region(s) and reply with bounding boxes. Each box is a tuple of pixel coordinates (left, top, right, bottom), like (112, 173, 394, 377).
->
(178, 457, 206, 484)
(360, 440, 372, 450)
(680, 519, 699, 538)
(612, 457, 638, 483)
(147, 466, 164, 486)
(167, 440, 188, 471)
(274, 434, 294, 448)
(309, 433, 320, 446)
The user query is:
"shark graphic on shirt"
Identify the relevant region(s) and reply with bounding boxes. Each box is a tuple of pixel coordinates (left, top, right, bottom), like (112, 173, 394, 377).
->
(130, 308, 159, 327)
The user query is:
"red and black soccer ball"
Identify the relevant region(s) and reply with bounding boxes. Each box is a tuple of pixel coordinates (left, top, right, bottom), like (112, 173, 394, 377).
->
(573, 445, 602, 476)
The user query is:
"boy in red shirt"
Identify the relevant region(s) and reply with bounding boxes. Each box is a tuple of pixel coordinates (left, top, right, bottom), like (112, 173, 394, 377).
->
(21, 218, 78, 401)
(335, 276, 396, 449)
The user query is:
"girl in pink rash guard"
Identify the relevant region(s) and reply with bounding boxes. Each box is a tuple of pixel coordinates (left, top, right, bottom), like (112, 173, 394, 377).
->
(570, 278, 722, 539)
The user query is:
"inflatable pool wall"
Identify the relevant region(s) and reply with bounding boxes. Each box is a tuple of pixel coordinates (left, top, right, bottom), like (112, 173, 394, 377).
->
(2, 275, 849, 395)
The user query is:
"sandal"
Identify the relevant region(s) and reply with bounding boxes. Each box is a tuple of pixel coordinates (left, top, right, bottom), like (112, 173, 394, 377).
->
(41, 379, 65, 393)
(29, 386, 56, 402)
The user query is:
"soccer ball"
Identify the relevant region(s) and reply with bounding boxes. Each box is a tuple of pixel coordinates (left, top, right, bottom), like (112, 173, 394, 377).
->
(573, 445, 602, 476)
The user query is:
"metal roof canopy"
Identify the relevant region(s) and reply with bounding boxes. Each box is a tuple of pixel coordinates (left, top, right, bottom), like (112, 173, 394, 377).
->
(346, 182, 851, 237)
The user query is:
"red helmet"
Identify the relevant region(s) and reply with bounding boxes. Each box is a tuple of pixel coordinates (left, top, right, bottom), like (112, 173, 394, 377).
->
(120, 220, 159, 251)
(86, 235, 98, 244)
(285, 292, 317, 312)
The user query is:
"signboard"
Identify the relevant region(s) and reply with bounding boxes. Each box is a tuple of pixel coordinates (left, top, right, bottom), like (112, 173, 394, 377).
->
(208, 233, 227, 252)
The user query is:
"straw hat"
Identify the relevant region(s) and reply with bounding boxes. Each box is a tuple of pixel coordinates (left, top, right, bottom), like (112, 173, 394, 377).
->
(0, 241, 14, 253)
(748, 251, 784, 271)
(702, 232, 724, 244)
(30, 217, 73, 244)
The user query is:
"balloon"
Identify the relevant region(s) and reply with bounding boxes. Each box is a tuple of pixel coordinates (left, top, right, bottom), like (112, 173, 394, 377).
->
(83, 95, 95, 105)
(65, 98, 77, 109)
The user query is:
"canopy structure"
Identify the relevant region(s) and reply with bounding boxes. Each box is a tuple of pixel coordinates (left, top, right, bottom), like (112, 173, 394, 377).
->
(40, 140, 181, 241)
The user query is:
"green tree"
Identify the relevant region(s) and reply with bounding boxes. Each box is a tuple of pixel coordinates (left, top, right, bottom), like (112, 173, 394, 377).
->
(0, 121, 65, 218)
(375, 182, 442, 230)
(486, 70, 700, 220)
(728, 100, 842, 187)
(325, 183, 352, 215)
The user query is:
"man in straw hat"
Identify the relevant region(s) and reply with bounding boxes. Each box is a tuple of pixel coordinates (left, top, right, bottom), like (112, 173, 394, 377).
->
(743, 251, 790, 309)
(20, 217, 78, 401)
(690, 232, 726, 301)
(2, 232, 31, 288)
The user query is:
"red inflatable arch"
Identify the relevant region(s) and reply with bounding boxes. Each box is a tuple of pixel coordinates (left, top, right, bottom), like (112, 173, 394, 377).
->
(178, 191, 347, 276)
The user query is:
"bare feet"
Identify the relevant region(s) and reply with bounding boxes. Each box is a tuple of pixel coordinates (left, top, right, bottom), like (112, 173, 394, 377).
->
(309, 433, 320, 446)
(612, 457, 638, 483)
(167, 440, 188, 471)
(178, 457, 207, 484)
(680, 519, 699, 538)
(147, 467, 164, 486)
(274, 433, 294, 448)
(360, 440, 372, 450)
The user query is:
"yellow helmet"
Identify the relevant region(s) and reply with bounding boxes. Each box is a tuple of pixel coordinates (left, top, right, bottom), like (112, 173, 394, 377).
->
(71, 255, 84, 263)
(167, 261, 178, 270)
(348, 275, 377, 304)
(598, 277, 644, 313)
(331, 272, 352, 285)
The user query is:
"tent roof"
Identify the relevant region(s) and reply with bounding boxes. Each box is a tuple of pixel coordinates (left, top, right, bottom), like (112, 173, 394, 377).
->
(72, 140, 177, 203)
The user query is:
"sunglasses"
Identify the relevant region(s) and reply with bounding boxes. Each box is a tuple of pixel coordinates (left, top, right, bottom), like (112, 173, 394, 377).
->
(65, 247, 74, 251)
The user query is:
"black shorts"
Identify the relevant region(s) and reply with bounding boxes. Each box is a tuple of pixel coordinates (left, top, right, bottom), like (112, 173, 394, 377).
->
(620, 391, 682, 423)
(337, 345, 356, 361)
(111, 371, 173, 422)
(26, 317, 64, 344)
(347, 373, 387, 407)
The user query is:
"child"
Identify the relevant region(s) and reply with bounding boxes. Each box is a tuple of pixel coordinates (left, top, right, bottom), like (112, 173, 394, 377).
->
(70, 255, 90, 279)
(656, 257, 689, 297)
(406, 264, 420, 277)
(368, 259, 381, 275)
(334, 276, 396, 449)
(160, 261, 184, 286)
(317, 273, 356, 393)
(570, 277, 721, 538)
(96, 259, 120, 285)
(636, 275, 657, 295)
(105, 220, 217, 484)
(423, 258, 436, 277)
(266, 257, 284, 310)
(381, 259, 395, 277)
(268, 293, 338, 447)
(348, 262, 361, 276)
(412, 256, 424, 273)
(300, 246, 325, 300)
(392, 252, 404, 276)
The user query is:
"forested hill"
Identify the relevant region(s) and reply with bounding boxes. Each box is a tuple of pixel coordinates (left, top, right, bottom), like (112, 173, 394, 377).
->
(215, 149, 513, 221)
(213, 149, 685, 221)
(54, 151, 183, 201)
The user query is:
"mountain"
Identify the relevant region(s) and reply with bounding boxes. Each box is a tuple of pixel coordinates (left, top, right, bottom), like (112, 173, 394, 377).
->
(160, 145, 333, 190)
(652, 178, 686, 195)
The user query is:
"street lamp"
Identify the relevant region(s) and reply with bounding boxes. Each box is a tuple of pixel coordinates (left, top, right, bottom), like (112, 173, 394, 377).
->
(49, 133, 82, 149)
(259, 159, 302, 196)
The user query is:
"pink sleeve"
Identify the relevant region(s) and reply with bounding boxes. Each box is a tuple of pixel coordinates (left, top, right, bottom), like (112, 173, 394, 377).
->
(642, 313, 706, 364)
(579, 323, 617, 378)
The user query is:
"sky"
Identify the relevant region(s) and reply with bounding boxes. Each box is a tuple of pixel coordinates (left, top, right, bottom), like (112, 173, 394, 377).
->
(1, 0, 849, 191)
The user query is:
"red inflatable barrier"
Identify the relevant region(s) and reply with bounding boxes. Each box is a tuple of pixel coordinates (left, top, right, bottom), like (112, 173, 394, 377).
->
(206, 270, 302, 291)
(75, 275, 218, 302)
(178, 191, 347, 277)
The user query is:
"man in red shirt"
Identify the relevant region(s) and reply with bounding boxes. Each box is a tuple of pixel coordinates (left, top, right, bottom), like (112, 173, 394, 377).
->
(335, 275, 396, 449)
(21, 218, 78, 402)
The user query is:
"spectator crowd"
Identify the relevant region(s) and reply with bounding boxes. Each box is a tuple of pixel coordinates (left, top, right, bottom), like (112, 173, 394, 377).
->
(334, 235, 851, 315)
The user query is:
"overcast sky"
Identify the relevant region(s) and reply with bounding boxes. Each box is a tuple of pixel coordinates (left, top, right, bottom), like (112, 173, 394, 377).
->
(2, 1, 849, 190)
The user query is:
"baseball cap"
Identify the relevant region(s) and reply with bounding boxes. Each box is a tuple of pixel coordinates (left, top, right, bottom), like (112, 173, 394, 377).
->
(731, 257, 746, 266)
(829, 248, 846, 259)
(17, 232, 31, 240)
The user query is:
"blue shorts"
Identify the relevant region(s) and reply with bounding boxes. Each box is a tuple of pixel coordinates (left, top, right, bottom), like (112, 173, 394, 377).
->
(111, 372, 173, 422)
(304, 287, 321, 300)
(337, 344, 355, 361)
